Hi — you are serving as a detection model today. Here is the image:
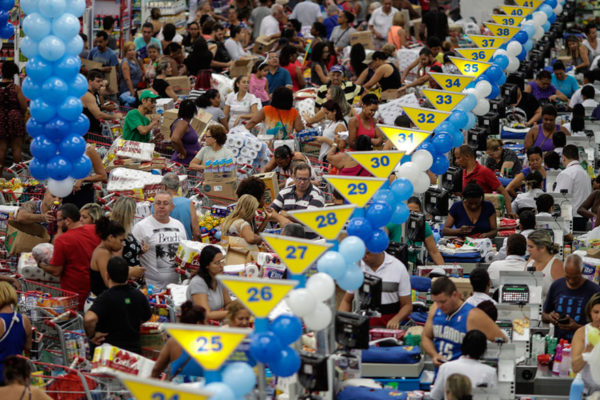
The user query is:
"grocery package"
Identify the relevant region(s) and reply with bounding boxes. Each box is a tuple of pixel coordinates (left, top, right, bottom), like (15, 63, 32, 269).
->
(107, 168, 164, 200)
(378, 94, 419, 126)
(102, 139, 168, 171)
(256, 252, 285, 279)
(175, 240, 225, 270)
(370, 328, 406, 341)
(18, 250, 59, 282)
(92, 344, 155, 377)
(296, 129, 320, 143)
(224, 126, 271, 169)
(31, 243, 53, 264)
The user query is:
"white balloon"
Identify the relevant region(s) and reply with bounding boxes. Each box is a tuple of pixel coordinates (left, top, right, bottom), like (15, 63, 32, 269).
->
(412, 171, 431, 194)
(533, 11, 548, 26)
(493, 49, 508, 58)
(554, 4, 563, 14)
(286, 288, 317, 317)
(47, 178, 74, 198)
(473, 98, 490, 116)
(474, 81, 492, 98)
(534, 26, 544, 41)
(396, 161, 421, 185)
(464, 88, 478, 96)
(303, 302, 332, 331)
(506, 56, 520, 73)
(411, 150, 433, 171)
(306, 273, 335, 303)
(506, 41, 522, 57)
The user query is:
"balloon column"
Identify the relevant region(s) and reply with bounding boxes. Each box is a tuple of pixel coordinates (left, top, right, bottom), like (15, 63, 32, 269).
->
(21, 0, 91, 197)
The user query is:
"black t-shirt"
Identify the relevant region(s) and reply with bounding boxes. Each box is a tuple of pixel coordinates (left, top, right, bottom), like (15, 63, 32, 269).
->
(209, 40, 231, 72)
(91, 284, 151, 354)
(422, 10, 448, 42)
(185, 52, 213, 77)
(506, 92, 539, 124)
(152, 78, 170, 99)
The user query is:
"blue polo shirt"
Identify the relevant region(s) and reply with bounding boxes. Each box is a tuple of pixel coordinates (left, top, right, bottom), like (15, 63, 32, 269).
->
(88, 47, 119, 67)
(551, 74, 579, 98)
(266, 67, 292, 94)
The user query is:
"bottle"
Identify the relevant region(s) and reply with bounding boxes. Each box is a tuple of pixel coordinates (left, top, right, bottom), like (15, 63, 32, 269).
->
(561, 344, 572, 377)
(552, 341, 563, 376)
(569, 374, 585, 400)
(147, 285, 154, 296)
(47, 201, 60, 236)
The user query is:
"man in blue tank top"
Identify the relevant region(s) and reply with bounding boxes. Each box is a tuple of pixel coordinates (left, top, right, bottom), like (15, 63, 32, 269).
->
(422, 277, 507, 366)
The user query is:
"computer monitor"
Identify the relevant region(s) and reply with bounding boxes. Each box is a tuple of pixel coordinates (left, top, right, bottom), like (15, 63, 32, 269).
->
(407, 212, 426, 243)
(298, 353, 329, 392)
(335, 312, 370, 350)
(358, 273, 382, 312)
(442, 167, 463, 193)
(466, 127, 488, 151)
(425, 187, 449, 216)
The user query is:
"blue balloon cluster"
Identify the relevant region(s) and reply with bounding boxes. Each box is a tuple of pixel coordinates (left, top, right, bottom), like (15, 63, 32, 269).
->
(0, 0, 14, 39)
(249, 314, 302, 377)
(21, 0, 91, 193)
(205, 362, 257, 400)
(317, 235, 365, 291)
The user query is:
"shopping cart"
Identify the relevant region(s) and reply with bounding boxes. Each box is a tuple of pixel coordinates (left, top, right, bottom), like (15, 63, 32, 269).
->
(147, 293, 177, 323)
(26, 358, 98, 400)
(19, 279, 79, 312)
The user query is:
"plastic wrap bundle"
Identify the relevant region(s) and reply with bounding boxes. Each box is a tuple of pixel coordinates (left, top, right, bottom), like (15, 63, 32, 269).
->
(296, 98, 315, 123)
(378, 94, 420, 126)
(18, 251, 59, 282)
(296, 128, 320, 143)
(224, 126, 271, 169)
(32, 242, 54, 264)
(212, 73, 234, 104)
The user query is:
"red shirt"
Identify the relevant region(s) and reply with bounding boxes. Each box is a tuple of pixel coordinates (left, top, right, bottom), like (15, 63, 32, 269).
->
(50, 224, 101, 310)
(462, 162, 501, 194)
(282, 61, 303, 92)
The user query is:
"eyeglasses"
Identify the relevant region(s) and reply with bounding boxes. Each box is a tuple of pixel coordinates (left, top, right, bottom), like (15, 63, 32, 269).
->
(205, 135, 213, 138)
(295, 177, 309, 182)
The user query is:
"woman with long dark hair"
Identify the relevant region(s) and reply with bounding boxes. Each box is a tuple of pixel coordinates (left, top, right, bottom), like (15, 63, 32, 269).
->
(315, 100, 347, 162)
(170, 99, 201, 165)
(311, 42, 330, 86)
(184, 37, 213, 78)
(186, 246, 230, 321)
(224, 75, 260, 129)
(195, 89, 228, 127)
(279, 45, 305, 92)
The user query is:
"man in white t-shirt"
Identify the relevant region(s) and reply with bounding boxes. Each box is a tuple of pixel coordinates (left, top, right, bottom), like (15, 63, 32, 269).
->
(339, 250, 412, 329)
(259, 4, 284, 39)
(132, 191, 187, 290)
(555, 145, 592, 231)
(368, 0, 399, 47)
(290, 0, 322, 28)
(488, 233, 528, 288)
(568, 70, 595, 109)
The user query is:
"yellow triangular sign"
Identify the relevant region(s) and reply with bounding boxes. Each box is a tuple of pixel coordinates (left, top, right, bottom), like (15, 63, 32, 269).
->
(347, 151, 405, 178)
(468, 34, 507, 49)
(118, 373, 213, 399)
(401, 106, 450, 132)
(454, 47, 498, 63)
(429, 73, 475, 93)
(484, 23, 522, 39)
(261, 233, 331, 275)
(379, 126, 431, 154)
(514, 0, 543, 9)
(449, 57, 491, 78)
(163, 324, 251, 371)
(218, 276, 298, 318)
(489, 14, 525, 26)
(421, 89, 467, 112)
(500, 5, 533, 16)
(323, 175, 386, 207)
(288, 205, 356, 240)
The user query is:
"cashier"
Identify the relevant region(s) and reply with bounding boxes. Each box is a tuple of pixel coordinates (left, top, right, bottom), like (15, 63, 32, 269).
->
(542, 255, 600, 341)
(442, 181, 498, 239)
(339, 250, 413, 329)
(571, 293, 600, 394)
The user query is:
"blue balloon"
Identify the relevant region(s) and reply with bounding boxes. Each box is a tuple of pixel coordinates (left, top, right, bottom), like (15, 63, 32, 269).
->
(430, 155, 450, 175)
(434, 121, 460, 137)
(0, 0, 15, 9)
(464, 112, 476, 130)
(432, 133, 453, 154)
(337, 265, 364, 291)
(70, 155, 92, 179)
(26, 118, 45, 138)
(540, 4, 553, 16)
(41, 77, 69, 105)
(514, 30, 529, 44)
(400, 153, 411, 164)
(548, 12, 556, 24)
(222, 362, 256, 398)
(517, 47, 527, 61)
(52, 13, 80, 41)
(0, 22, 13, 39)
(542, 21, 550, 31)
(417, 140, 438, 156)
(316, 250, 346, 280)
(29, 158, 48, 181)
(488, 84, 500, 99)
(66, 0, 86, 17)
(19, 36, 38, 59)
(270, 347, 301, 377)
(0, 12, 7, 26)
(58, 96, 83, 121)
(69, 74, 88, 98)
(59, 134, 86, 160)
(339, 235, 366, 263)
(546, 0, 557, 7)
(20, 0, 39, 14)
(351, 207, 364, 219)
(496, 72, 507, 86)
(448, 110, 468, 130)
(30, 136, 57, 162)
(451, 129, 464, 147)
(38, 35, 65, 61)
(29, 99, 56, 123)
(456, 93, 477, 112)
(26, 57, 53, 84)
(21, 77, 41, 101)
(366, 229, 390, 253)
(492, 54, 509, 70)
(250, 331, 283, 364)
(39, 0, 66, 18)
(372, 188, 395, 204)
(46, 156, 72, 180)
(271, 315, 303, 346)
(64, 33, 83, 56)
(204, 382, 235, 400)
(390, 177, 413, 202)
(366, 201, 393, 228)
(69, 114, 90, 136)
(499, 42, 508, 50)
(522, 23, 536, 39)
(44, 118, 70, 142)
(391, 202, 410, 224)
(346, 217, 373, 242)
(53, 55, 81, 81)
(484, 65, 503, 84)
(22, 13, 51, 41)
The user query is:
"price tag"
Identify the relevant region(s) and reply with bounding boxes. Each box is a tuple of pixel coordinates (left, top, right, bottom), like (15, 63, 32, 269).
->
(421, 89, 467, 112)
(379, 126, 431, 154)
(347, 151, 405, 178)
(261, 233, 332, 275)
(514, 0, 542, 9)
(467, 35, 507, 49)
(323, 175, 387, 208)
(163, 324, 251, 371)
(454, 48, 498, 63)
(429, 73, 475, 93)
(483, 23, 521, 39)
(489, 14, 525, 26)
(401, 106, 450, 132)
(288, 205, 356, 240)
(500, 5, 534, 16)
(118, 373, 213, 400)
(449, 57, 491, 78)
(218, 276, 298, 318)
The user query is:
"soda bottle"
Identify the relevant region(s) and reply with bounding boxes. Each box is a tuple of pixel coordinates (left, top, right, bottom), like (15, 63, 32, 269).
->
(569, 374, 585, 400)
(47, 201, 60, 236)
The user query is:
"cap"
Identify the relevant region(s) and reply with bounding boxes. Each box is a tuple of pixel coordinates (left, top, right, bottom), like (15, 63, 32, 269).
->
(363, 50, 374, 65)
(330, 65, 345, 74)
(139, 90, 159, 100)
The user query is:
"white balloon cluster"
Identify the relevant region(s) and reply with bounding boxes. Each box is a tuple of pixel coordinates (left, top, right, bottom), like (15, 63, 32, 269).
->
(395, 150, 433, 194)
(463, 84, 490, 117)
(286, 273, 335, 331)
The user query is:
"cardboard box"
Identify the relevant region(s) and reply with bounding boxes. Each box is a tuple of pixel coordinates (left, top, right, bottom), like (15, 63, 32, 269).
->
(81, 58, 118, 95)
(350, 31, 375, 50)
(5, 221, 50, 256)
(165, 76, 191, 95)
(160, 109, 212, 140)
(230, 57, 258, 78)
(253, 35, 277, 54)
(254, 171, 279, 205)
(190, 110, 213, 136)
(202, 171, 237, 199)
